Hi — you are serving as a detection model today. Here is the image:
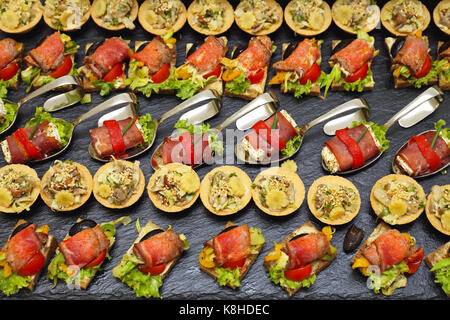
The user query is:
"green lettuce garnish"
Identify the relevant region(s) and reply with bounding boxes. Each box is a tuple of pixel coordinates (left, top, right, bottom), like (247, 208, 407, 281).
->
(0, 269, 32, 296)
(350, 120, 390, 152)
(268, 265, 316, 290)
(395, 60, 439, 89)
(92, 79, 120, 96)
(436, 59, 450, 82)
(174, 120, 224, 155)
(282, 135, 302, 158)
(0, 102, 18, 133)
(137, 114, 156, 145)
(25, 107, 74, 147)
(367, 261, 409, 295)
(430, 257, 450, 296)
(216, 267, 241, 288)
(0, 73, 18, 98)
(283, 71, 327, 99)
(120, 268, 163, 299)
(225, 72, 250, 95)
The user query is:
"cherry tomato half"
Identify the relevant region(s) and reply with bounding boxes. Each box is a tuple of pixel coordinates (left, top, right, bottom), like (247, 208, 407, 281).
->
(103, 63, 124, 82)
(151, 63, 170, 84)
(0, 62, 19, 81)
(222, 258, 246, 270)
(248, 69, 265, 84)
(140, 263, 167, 276)
(84, 249, 107, 269)
(344, 63, 369, 83)
(414, 55, 432, 79)
(203, 64, 222, 79)
(300, 62, 321, 85)
(404, 247, 424, 274)
(18, 252, 45, 276)
(49, 55, 73, 79)
(284, 264, 312, 282)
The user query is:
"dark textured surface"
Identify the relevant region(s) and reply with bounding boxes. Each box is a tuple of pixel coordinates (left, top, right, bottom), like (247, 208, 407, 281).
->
(0, 0, 448, 300)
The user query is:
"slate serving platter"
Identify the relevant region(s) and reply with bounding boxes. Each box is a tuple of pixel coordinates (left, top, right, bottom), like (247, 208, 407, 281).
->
(0, 0, 448, 300)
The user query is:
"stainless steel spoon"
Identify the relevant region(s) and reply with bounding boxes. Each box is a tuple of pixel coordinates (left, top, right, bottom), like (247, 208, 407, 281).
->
(235, 98, 371, 164)
(0, 75, 84, 135)
(88, 89, 222, 162)
(322, 86, 445, 174)
(1, 93, 138, 164)
(151, 91, 280, 170)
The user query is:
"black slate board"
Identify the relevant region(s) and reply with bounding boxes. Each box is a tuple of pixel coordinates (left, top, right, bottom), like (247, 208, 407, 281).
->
(0, 0, 448, 300)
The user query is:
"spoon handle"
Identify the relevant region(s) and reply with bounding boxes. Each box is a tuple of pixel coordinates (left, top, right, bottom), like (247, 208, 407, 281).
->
(157, 89, 220, 125)
(302, 98, 370, 133)
(72, 93, 138, 127)
(215, 92, 279, 132)
(18, 75, 82, 108)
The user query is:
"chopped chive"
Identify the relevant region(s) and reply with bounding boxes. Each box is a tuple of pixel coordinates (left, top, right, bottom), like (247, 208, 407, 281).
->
(122, 117, 137, 136)
(29, 115, 41, 140)
(356, 127, 369, 143)
(271, 113, 278, 130)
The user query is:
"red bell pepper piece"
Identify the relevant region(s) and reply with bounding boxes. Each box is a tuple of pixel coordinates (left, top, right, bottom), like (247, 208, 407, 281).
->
(13, 128, 41, 160)
(104, 120, 126, 156)
(410, 135, 442, 172)
(404, 247, 424, 274)
(252, 120, 286, 151)
(335, 128, 365, 169)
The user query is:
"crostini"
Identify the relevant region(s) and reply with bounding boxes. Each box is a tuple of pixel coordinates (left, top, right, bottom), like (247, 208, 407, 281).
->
(0, 38, 23, 96)
(199, 222, 265, 289)
(113, 220, 189, 298)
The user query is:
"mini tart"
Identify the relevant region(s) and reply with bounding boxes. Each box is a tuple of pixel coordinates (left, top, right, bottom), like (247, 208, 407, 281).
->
(251, 167, 305, 216)
(91, 0, 138, 31)
(40, 161, 93, 212)
(148, 163, 200, 213)
(370, 174, 425, 225)
(434, 0, 450, 36)
(93, 160, 145, 209)
(331, 0, 380, 34)
(187, 0, 234, 35)
(200, 166, 252, 216)
(284, 0, 331, 36)
(138, 0, 187, 35)
(307, 175, 361, 225)
(43, 2, 92, 31)
(426, 184, 450, 236)
(381, 0, 430, 36)
(234, 0, 283, 35)
(0, 1, 42, 34)
(0, 164, 40, 213)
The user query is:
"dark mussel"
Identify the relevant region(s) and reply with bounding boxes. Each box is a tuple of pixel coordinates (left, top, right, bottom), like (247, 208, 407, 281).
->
(85, 40, 105, 57)
(282, 42, 298, 60)
(135, 40, 150, 52)
(69, 219, 97, 237)
(331, 39, 354, 56)
(230, 46, 246, 60)
(218, 225, 238, 235)
(140, 228, 164, 242)
(10, 222, 33, 238)
(438, 41, 450, 56)
(186, 41, 201, 58)
(390, 37, 406, 58)
(343, 225, 365, 253)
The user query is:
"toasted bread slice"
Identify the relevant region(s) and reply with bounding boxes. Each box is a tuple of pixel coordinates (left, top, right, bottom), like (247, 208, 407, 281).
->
(263, 221, 337, 296)
(199, 222, 264, 289)
(437, 41, 450, 90)
(1, 220, 57, 293)
(385, 36, 437, 89)
(425, 241, 450, 297)
(330, 40, 374, 91)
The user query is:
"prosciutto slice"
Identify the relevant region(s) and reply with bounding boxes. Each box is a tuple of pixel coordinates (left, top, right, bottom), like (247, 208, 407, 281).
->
(392, 35, 429, 75)
(237, 36, 272, 72)
(5, 224, 44, 274)
(161, 132, 213, 166)
(5, 121, 63, 164)
(362, 230, 410, 272)
(89, 117, 145, 159)
(131, 36, 175, 75)
(59, 225, 109, 268)
(186, 36, 227, 74)
(396, 131, 450, 176)
(284, 232, 330, 270)
(84, 38, 130, 79)
(0, 38, 20, 70)
(24, 32, 65, 73)
(324, 124, 381, 172)
(329, 39, 374, 74)
(273, 39, 320, 78)
(213, 225, 250, 267)
(133, 230, 184, 268)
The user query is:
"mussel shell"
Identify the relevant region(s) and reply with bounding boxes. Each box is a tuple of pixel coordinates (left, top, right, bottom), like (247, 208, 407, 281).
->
(85, 40, 105, 57)
(10, 222, 33, 238)
(331, 39, 354, 56)
(186, 42, 201, 58)
(218, 225, 238, 235)
(230, 46, 245, 59)
(438, 41, 450, 56)
(139, 228, 164, 242)
(289, 233, 306, 243)
(69, 219, 97, 237)
(343, 224, 365, 253)
(282, 42, 298, 60)
(390, 37, 406, 58)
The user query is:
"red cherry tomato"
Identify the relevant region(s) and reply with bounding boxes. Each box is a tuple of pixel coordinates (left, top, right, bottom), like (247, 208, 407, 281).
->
(222, 258, 246, 270)
(414, 55, 432, 79)
(49, 55, 72, 78)
(139, 263, 167, 276)
(18, 252, 45, 276)
(248, 69, 265, 84)
(344, 63, 369, 83)
(203, 64, 222, 79)
(103, 63, 124, 82)
(84, 249, 107, 269)
(300, 62, 321, 85)
(284, 264, 312, 282)
(404, 248, 424, 274)
(151, 63, 170, 83)
(0, 62, 19, 81)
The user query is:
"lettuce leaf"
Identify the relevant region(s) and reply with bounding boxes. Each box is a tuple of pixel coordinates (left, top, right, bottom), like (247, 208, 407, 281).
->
(350, 120, 390, 152)
(21, 66, 40, 85)
(0, 73, 18, 98)
(121, 268, 163, 299)
(128, 61, 178, 98)
(216, 267, 241, 287)
(281, 135, 302, 158)
(430, 257, 450, 295)
(174, 120, 223, 155)
(92, 79, 117, 96)
(225, 72, 250, 95)
(436, 59, 450, 82)
(137, 113, 156, 145)
(268, 265, 316, 290)
(0, 269, 31, 296)
(396, 60, 439, 88)
(368, 261, 409, 294)
(25, 107, 74, 147)
(0, 102, 18, 133)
